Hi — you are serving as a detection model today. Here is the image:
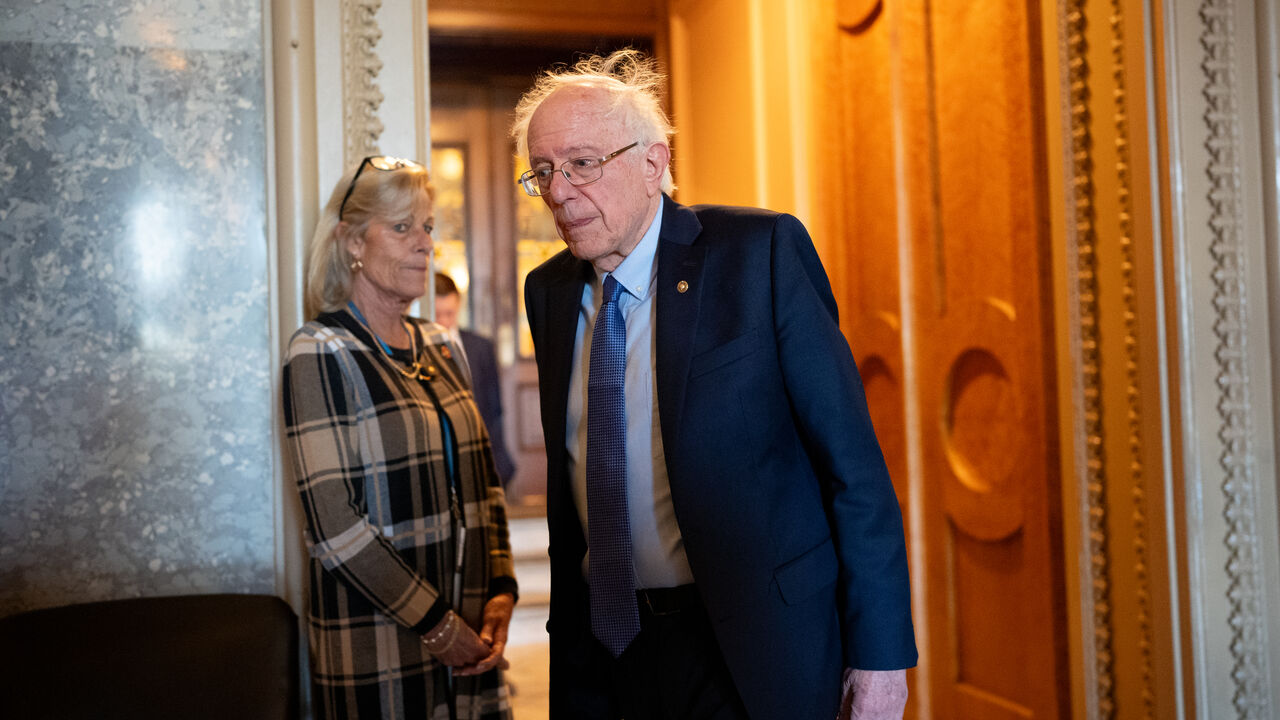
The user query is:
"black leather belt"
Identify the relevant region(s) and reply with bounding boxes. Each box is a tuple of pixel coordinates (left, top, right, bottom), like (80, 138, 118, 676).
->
(636, 584, 701, 617)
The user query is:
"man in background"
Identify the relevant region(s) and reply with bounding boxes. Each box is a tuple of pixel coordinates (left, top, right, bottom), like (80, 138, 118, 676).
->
(435, 272, 517, 486)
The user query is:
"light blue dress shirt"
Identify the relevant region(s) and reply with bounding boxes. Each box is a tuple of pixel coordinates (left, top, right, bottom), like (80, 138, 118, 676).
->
(566, 200, 695, 589)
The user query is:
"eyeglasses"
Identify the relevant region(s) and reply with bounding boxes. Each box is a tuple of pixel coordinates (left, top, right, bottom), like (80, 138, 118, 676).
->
(517, 142, 639, 197)
(339, 155, 424, 220)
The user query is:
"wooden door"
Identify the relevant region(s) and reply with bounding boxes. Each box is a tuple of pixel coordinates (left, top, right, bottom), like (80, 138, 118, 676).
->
(830, 1, 1069, 717)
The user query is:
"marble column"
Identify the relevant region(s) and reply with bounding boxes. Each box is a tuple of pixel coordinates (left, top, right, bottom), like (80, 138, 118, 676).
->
(0, 0, 275, 615)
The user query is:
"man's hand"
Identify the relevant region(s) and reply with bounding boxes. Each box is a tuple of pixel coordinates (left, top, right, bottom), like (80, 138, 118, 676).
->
(453, 592, 516, 676)
(838, 668, 908, 720)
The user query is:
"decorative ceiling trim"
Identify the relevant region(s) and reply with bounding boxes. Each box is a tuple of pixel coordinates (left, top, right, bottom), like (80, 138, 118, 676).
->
(342, 0, 385, 168)
(1107, 0, 1156, 716)
(1198, 1, 1272, 717)
(1062, 0, 1115, 716)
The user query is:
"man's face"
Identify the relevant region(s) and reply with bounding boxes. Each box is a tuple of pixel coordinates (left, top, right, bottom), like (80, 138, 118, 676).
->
(434, 291, 460, 329)
(525, 86, 666, 272)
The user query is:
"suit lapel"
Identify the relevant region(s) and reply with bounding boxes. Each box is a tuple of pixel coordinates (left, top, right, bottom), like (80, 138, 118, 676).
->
(539, 253, 591, 537)
(655, 195, 705, 459)
(543, 263, 589, 442)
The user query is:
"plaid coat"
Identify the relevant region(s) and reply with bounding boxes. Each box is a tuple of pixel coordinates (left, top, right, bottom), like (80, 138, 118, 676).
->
(283, 309, 516, 720)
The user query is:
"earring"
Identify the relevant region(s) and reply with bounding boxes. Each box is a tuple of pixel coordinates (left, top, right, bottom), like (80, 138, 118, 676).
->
(350, 259, 364, 272)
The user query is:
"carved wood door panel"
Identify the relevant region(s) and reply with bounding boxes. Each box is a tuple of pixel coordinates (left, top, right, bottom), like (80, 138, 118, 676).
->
(833, 1, 1068, 717)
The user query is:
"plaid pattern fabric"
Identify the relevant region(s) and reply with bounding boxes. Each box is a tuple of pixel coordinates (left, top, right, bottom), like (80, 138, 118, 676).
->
(283, 310, 515, 720)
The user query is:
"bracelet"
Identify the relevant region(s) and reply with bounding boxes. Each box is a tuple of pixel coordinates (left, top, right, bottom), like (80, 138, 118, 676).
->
(423, 611, 455, 644)
(430, 622, 459, 656)
(422, 611, 459, 652)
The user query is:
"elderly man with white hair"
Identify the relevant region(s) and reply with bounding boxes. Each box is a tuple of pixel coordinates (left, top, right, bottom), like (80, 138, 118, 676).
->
(516, 50, 916, 720)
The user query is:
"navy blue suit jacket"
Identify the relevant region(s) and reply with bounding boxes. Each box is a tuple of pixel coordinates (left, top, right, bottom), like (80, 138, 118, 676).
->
(524, 195, 916, 719)
(457, 329, 516, 484)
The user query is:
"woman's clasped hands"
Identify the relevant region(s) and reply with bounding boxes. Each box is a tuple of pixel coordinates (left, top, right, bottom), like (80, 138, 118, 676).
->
(423, 593, 516, 676)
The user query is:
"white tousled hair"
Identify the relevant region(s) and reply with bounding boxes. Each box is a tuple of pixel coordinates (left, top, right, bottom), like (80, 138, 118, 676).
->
(511, 49, 676, 193)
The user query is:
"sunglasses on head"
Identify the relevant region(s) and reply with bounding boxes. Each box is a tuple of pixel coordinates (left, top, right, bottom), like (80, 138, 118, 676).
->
(338, 155, 425, 220)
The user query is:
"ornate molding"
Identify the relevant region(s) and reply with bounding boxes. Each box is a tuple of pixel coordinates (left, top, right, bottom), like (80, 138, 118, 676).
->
(1062, 0, 1115, 715)
(341, 0, 385, 168)
(1198, 1, 1271, 717)
(1108, 1, 1156, 716)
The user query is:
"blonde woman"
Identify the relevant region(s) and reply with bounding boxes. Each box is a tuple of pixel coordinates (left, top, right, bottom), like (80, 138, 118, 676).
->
(283, 156, 516, 719)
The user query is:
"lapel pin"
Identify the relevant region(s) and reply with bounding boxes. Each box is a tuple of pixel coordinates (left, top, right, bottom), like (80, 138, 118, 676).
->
(677, 280, 689, 293)
(440, 344, 452, 359)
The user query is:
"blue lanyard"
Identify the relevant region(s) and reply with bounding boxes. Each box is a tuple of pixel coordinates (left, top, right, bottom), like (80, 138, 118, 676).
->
(346, 301, 399, 356)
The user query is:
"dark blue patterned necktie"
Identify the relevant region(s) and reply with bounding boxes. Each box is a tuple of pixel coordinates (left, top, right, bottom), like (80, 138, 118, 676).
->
(586, 274, 640, 657)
